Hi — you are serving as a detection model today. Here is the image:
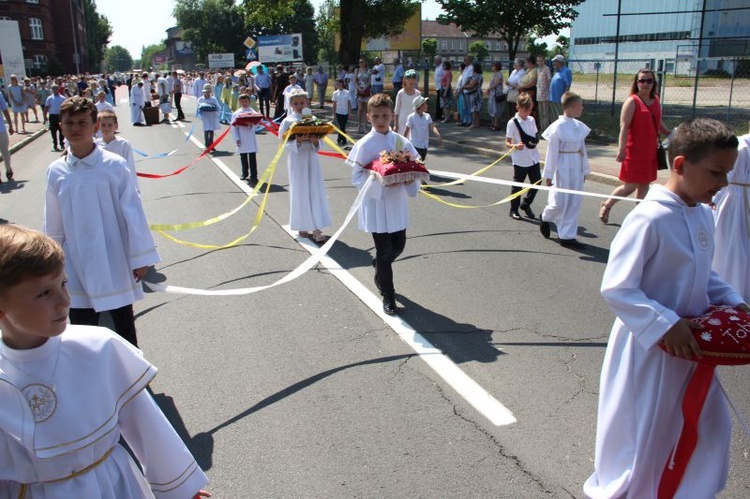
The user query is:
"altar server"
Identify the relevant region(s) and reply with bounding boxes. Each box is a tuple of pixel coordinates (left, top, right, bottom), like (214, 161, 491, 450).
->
(0, 224, 210, 499)
(712, 132, 750, 302)
(539, 92, 590, 248)
(130, 81, 145, 126)
(231, 94, 260, 185)
(197, 84, 222, 152)
(584, 118, 748, 498)
(346, 93, 420, 316)
(278, 90, 331, 243)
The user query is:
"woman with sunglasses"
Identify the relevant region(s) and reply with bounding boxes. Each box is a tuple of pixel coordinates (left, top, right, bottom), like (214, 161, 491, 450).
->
(600, 69, 672, 223)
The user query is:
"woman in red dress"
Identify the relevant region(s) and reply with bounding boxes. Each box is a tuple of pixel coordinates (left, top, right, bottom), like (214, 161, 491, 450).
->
(599, 69, 672, 223)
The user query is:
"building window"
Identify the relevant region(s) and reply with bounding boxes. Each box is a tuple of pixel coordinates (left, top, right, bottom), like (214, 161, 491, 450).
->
(441, 40, 447, 50)
(32, 54, 47, 69)
(29, 18, 43, 40)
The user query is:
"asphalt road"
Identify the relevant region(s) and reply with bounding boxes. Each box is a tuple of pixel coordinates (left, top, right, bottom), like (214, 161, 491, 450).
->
(1, 96, 748, 499)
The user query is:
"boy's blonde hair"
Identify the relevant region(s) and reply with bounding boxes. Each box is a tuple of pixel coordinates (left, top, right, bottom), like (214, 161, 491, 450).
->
(97, 110, 118, 124)
(367, 93, 393, 112)
(0, 225, 65, 296)
(516, 93, 533, 110)
(60, 96, 97, 123)
(561, 91, 582, 110)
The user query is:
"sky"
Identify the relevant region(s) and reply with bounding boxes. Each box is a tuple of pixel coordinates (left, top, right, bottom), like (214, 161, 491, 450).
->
(98, 0, 564, 60)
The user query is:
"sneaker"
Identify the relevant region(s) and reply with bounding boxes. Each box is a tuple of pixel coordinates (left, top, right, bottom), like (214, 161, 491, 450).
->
(519, 203, 535, 219)
(540, 220, 551, 239)
(509, 211, 522, 220)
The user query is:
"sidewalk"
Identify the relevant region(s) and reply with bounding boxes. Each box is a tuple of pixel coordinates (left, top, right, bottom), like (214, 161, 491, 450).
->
(309, 103, 669, 187)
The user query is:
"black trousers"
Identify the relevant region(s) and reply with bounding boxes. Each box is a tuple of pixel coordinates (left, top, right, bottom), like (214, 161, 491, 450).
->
(49, 114, 64, 148)
(258, 88, 271, 117)
(335, 113, 349, 145)
(510, 163, 541, 212)
(69, 304, 138, 347)
(240, 152, 258, 179)
(372, 230, 407, 299)
(174, 92, 185, 120)
(273, 94, 285, 119)
(435, 88, 444, 120)
(204, 130, 215, 149)
(415, 147, 428, 161)
(392, 82, 402, 96)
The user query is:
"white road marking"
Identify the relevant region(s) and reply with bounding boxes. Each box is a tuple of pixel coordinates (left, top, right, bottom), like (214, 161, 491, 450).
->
(181, 127, 517, 426)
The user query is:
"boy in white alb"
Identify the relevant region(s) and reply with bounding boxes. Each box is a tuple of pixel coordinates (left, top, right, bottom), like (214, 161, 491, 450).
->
(197, 84, 222, 152)
(712, 132, 750, 302)
(0, 224, 210, 499)
(584, 118, 748, 499)
(231, 94, 261, 185)
(505, 92, 541, 220)
(278, 90, 332, 243)
(346, 93, 420, 316)
(538, 92, 590, 248)
(44, 98, 159, 348)
(95, 110, 139, 190)
(331, 79, 351, 148)
(405, 95, 442, 161)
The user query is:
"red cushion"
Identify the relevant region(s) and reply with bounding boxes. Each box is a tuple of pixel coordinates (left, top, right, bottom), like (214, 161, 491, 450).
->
(660, 305, 750, 365)
(365, 159, 430, 186)
(232, 112, 264, 126)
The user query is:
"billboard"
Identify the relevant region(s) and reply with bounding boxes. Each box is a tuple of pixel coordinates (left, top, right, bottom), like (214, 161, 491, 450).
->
(208, 53, 235, 69)
(258, 34, 303, 64)
(0, 20, 26, 78)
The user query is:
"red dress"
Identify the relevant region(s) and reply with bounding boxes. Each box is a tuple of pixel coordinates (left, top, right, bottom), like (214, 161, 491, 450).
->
(619, 94, 661, 183)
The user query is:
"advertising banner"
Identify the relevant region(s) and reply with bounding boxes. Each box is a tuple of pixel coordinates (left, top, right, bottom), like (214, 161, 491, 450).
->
(0, 20, 26, 78)
(208, 53, 236, 69)
(258, 34, 303, 64)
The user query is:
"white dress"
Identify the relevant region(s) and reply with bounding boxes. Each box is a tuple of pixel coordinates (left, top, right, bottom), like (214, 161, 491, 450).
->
(713, 134, 750, 302)
(583, 185, 744, 499)
(0, 326, 208, 498)
(346, 129, 420, 234)
(129, 87, 145, 124)
(540, 116, 590, 240)
(44, 147, 160, 312)
(196, 96, 222, 132)
(230, 107, 259, 154)
(393, 89, 421, 135)
(278, 113, 332, 232)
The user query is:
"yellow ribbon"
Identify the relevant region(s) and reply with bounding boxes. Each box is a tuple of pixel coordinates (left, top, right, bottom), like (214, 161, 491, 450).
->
(420, 179, 541, 209)
(151, 135, 289, 249)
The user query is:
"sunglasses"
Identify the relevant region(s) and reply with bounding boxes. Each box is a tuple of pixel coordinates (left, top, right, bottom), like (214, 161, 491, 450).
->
(638, 78, 654, 84)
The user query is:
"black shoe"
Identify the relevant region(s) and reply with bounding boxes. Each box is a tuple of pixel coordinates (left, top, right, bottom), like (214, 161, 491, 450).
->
(240, 175, 248, 180)
(509, 211, 522, 220)
(249, 178, 258, 187)
(559, 239, 584, 249)
(540, 220, 551, 239)
(519, 203, 535, 219)
(383, 298, 397, 316)
(371, 258, 376, 268)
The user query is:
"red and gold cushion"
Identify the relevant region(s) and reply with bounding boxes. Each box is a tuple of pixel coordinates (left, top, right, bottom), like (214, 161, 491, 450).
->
(232, 112, 264, 126)
(660, 305, 750, 365)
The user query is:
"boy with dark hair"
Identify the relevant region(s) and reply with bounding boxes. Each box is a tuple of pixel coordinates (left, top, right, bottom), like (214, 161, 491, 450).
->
(346, 93, 421, 315)
(584, 118, 748, 498)
(44, 97, 159, 347)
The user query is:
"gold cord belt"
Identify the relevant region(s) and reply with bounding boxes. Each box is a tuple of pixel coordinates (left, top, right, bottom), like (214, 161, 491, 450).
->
(17, 446, 115, 498)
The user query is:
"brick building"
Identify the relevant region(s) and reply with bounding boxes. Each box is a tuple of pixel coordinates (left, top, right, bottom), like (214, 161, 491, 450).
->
(422, 20, 520, 66)
(0, 0, 88, 76)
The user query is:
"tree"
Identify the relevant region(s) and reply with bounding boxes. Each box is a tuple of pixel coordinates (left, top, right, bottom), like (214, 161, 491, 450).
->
(140, 43, 166, 70)
(104, 45, 133, 72)
(243, 0, 319, 66)
(174, 0, 247, 64)
(337, 0, 420, 65)
(553, 34, 570, 58)
(82, 0, 113, 72)
(437, 0, 584, 62)
(422, 38, 437, 61)
(469, 40, 488, 62)
(525, 36, 548, 59)
(316, 0, 339, 65)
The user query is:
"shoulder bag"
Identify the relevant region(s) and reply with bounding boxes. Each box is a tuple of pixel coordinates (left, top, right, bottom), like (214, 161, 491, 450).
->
(637, 95, 668, 170)
(513, 118, 539, 149)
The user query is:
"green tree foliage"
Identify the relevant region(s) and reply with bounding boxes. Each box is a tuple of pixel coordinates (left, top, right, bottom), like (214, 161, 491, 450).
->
(140, 43, 167, 70)
(337, 0, 420, 65)
(553, 35, 570, 58)
(469, 40, 488, 62)
(243, 0, 318, 66)
(422, 38, 437, 61)
(104, 45, 133, 72)
(437, 0, 583, 61)
(82, 0, 113, 72)
(174, 0, 247, 64)
(525, 36, 548, 59)
(316, 0, 339, 65)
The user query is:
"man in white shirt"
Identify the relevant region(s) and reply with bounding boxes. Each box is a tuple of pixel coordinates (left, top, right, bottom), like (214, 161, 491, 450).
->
(371, 57, 385, 94)
(192, 73, 207, 98)
(433, 55, 445, 120)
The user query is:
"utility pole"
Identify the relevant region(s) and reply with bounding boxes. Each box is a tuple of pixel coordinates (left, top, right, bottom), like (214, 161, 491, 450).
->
(691, 0, 707, 118)
(610, 0, 622, 116)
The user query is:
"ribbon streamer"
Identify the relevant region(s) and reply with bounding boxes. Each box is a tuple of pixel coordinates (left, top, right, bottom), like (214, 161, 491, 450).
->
(145, 176, 374, 295)
(420, 180, 540, 209)
(137, 126, 232, 179)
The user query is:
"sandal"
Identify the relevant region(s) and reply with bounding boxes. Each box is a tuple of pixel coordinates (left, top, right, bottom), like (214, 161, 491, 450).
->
(6, 171, 13, 181)
(599, 202, 611, 224)
(312, 231, 329, 243)
(298, 231, 310, 238)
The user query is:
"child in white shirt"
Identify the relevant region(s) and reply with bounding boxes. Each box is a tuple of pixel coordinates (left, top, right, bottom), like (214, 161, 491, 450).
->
(505, 92, 541, 220)
(404, 95, 442, 161)
(332, 79, 351, 148)
(393, 70, 420, 135)
(197, 84, 222, 152)
(95, 110, 139, 190)
(231, 94, 261, 185)
(538, 92, 591, 248)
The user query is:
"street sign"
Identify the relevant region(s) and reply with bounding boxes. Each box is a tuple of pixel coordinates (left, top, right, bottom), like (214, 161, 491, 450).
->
(245, 49, 257, 61)
(258, 34, 303, 64)
(244, 36, 256, 49)
(208, 53, 235, 69)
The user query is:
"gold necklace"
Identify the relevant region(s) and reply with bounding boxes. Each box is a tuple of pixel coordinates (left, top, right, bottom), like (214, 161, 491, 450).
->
(1, 342, 61, 423)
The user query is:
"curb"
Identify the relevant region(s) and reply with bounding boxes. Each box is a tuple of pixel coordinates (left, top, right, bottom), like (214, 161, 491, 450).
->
(8, 127, 47, 155)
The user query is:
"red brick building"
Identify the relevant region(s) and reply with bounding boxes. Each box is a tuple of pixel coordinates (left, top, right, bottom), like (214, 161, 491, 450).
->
(0, 0, 88, 76)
